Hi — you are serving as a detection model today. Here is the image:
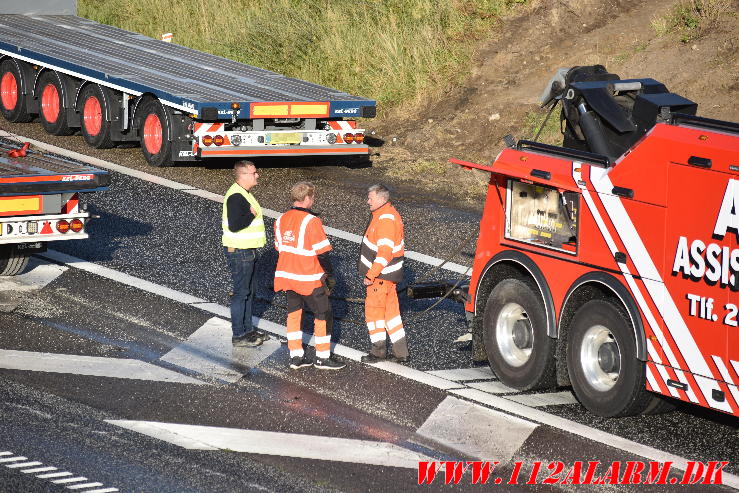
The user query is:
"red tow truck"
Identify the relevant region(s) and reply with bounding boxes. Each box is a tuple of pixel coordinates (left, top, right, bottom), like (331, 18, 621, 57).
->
(0, 138, 109, 275)
(444, 66, 738, 418)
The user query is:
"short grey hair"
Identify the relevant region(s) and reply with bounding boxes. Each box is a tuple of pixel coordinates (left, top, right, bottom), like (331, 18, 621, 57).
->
(368, 184, 390, 202)
(234, 160, 256, 177)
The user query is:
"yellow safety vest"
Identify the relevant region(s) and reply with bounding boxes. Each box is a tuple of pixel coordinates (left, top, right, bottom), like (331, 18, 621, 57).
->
(222, 183, 266, 249)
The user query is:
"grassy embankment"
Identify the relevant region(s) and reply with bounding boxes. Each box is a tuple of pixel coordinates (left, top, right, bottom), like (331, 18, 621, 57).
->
(79, 0, 524, 115)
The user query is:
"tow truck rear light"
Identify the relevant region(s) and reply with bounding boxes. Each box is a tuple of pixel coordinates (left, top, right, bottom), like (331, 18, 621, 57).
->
(202, 135, 213, 146)
(214, 135, 224, 146)
(70, 218, 84, 233)
(344, 133, 355, 144)
(56, 219, 70, 233)
(355, 133, 364, 144)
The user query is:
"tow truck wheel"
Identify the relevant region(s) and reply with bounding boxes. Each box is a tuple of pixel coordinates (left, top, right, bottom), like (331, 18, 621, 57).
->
(37, 71, 74, 136)
(0, 246, 30, 276)
(79, 84, 114, 149)
(483, 278, 556, 390)
(567, 299, 654, 417)
(0, 60, 32, 123)
(137, 99, 174, 167)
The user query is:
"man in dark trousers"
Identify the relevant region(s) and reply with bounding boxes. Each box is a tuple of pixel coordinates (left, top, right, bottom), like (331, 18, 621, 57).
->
(223, 160, 269, 347)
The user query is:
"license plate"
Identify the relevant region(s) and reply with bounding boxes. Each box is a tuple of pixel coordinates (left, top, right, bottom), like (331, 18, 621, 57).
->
(268, 132, 301, 145)
(16, 242, 44, 252)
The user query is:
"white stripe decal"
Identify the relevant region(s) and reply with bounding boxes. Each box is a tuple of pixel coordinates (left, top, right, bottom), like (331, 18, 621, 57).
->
(378, 214, 395, 221)
(711, 356, 739, 408)
(381, 261, 403, 274)
(590, 166, 727, 411)
(576, 164, 682, 398)
(388, 328, 406, 343)
(312, 239, 330, 252)
(369, 332, 386, 343)
(362, 236, 377, 251)
(297, 213, 314, 250)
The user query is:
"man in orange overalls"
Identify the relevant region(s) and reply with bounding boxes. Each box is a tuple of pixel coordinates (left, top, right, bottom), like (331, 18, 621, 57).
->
(359, 184, 409, 364)
(274, 181, 344, 370)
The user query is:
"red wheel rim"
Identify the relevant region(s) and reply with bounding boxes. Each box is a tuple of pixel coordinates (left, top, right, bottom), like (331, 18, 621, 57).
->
(1, 72, 18, 111)
(143, 113, 162, 154)
(41, 83, 60, 123)
(83, 95, 102, 136)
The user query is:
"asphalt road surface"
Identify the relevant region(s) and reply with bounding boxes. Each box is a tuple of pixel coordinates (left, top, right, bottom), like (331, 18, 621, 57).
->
(0, 121, 737, 492)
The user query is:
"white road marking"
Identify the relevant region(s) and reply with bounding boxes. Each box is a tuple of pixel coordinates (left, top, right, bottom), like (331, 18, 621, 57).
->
(37, 471, 73, 478)
(3, 131, 469, 275)
(504, 391, 579, 407)
(21, 466, 57, 473)
(6, 461, 42, 468)
(0, 349, 205, 385)
(426, 367, 495, 381)
(0, 259, 66, 292)
(417, 396, 537, 462)
(0, 452, 12, 456)
(467, 380, 518, 394)
(106, 420, 435, 469)
(51, 476, 88, 484)
(67, 482, 104, 489)
(160, 317, 281, 383)
(0, 456, 26, 462)
(450, 388, 739, 489)
(84, 488, 119, 493)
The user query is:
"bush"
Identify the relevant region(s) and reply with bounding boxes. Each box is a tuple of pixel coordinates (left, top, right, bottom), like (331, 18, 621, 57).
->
(651, 0, 734, 42)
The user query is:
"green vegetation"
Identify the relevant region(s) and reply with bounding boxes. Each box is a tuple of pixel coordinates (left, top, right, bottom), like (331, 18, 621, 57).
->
(523, 105, 562, 146)
(650, 0, 734, 42)
(79, 0, 527, 113)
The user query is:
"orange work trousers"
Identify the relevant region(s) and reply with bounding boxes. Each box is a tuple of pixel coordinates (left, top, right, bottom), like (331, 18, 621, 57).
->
(365, 279, 408, 358)
(286, 286, 332, 359)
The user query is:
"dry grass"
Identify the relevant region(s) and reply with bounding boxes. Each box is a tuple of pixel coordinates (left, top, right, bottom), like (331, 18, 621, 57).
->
(651, 0, 736, 42)
(79, 0, 527, 114)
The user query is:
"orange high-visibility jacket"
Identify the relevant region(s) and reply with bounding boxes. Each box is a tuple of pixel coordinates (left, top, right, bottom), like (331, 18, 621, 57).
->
(359, 202, 404, 283)
(274, 208, 332, 295)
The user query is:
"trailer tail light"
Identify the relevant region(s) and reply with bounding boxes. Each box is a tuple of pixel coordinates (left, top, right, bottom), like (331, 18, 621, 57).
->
(70, 218, 84, 233)
(202, 135, 213, 146)
(214, 135, 224, 146)
(56, 219, 70, 233)
(354, 133, 364, 144)
(344, 133, 354, 144)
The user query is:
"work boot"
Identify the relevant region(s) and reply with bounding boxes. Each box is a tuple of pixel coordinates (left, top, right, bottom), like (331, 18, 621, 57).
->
(387, 354, 410, 364)
(289, 356, 312, 369)
(360, 353, 386, 364)
(314, 357, 345, 370)
(255, 330, 271, 342)
(232, 331, 263, 347)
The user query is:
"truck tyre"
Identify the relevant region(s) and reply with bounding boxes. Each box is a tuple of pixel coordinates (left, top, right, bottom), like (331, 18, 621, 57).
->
(137, 99, 174, 167)
(483, 278, 556, 390)
(0, 59, 33, 123)
(37, 71, 74, 136)
(567, 299, 655, 417)
(79, 84, 114, 149)
(0, 246, 30, 276)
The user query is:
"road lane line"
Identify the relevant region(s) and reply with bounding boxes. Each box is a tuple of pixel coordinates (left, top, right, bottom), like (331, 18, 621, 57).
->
(6, 461, 42, 468)
(0, 452, 12, 456)
(160, 317, 281, 383)
(466, 380, 518, 394)
(83, 488, 119, 493)
(36, 471, 74, 479)
(504, 391, 579, 407)
(450, 388, 739, 489)
(106, 420, 436, 469)
(2, 131, 469, 275)
(417, 396, 537, 463)
(426, 367, 495, 382)
(51, 476, 88, 484)
(67, 482, 104, 489)
(0, 456, 26, 462)
(0, 349, 206, 385)
(21, 466, 57, 473)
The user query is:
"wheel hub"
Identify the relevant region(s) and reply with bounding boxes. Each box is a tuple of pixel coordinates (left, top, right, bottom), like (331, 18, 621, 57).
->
(597, 342, 620, 374)
(496, 303, 533, 367)
(580, 325, 621, 392)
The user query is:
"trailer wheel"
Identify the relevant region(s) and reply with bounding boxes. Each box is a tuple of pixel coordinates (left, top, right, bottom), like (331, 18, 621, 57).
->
(567, 299, 655, 417)
(0, 246, 30, 276)
(0, 60, 32, 123)
(137, 99, 174, 167)
(37, 71, 74, 136)
(79, 84, 114, 149)
(483, 278, 556, 390)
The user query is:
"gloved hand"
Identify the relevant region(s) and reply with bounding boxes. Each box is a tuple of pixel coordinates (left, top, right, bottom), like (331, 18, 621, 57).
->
(325, 276, 337, 292)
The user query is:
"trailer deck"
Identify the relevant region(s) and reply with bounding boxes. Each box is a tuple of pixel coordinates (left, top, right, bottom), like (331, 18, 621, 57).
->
(0, 15, 375, 119)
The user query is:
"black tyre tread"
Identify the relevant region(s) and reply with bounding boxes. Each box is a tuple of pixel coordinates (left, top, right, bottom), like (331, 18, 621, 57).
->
(483, 278, 556, 391)
(79, 84, 114, 149)
(0, 60, 33, 123)
(137, 99, 174, 167)
(567, 298, 654, 417)
(37, 71, 74, 136)
(641, 394, 675, 415)
(0, 247, 29, 276)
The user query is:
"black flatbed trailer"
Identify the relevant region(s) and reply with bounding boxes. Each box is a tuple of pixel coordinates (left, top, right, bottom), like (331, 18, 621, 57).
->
(0, 15, 375, 166)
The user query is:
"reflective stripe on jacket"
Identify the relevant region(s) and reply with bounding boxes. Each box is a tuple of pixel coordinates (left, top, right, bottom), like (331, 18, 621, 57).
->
(359, 202, 404, 283)
(222, 183, 266, 249)
(274, 208, 332, 295)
